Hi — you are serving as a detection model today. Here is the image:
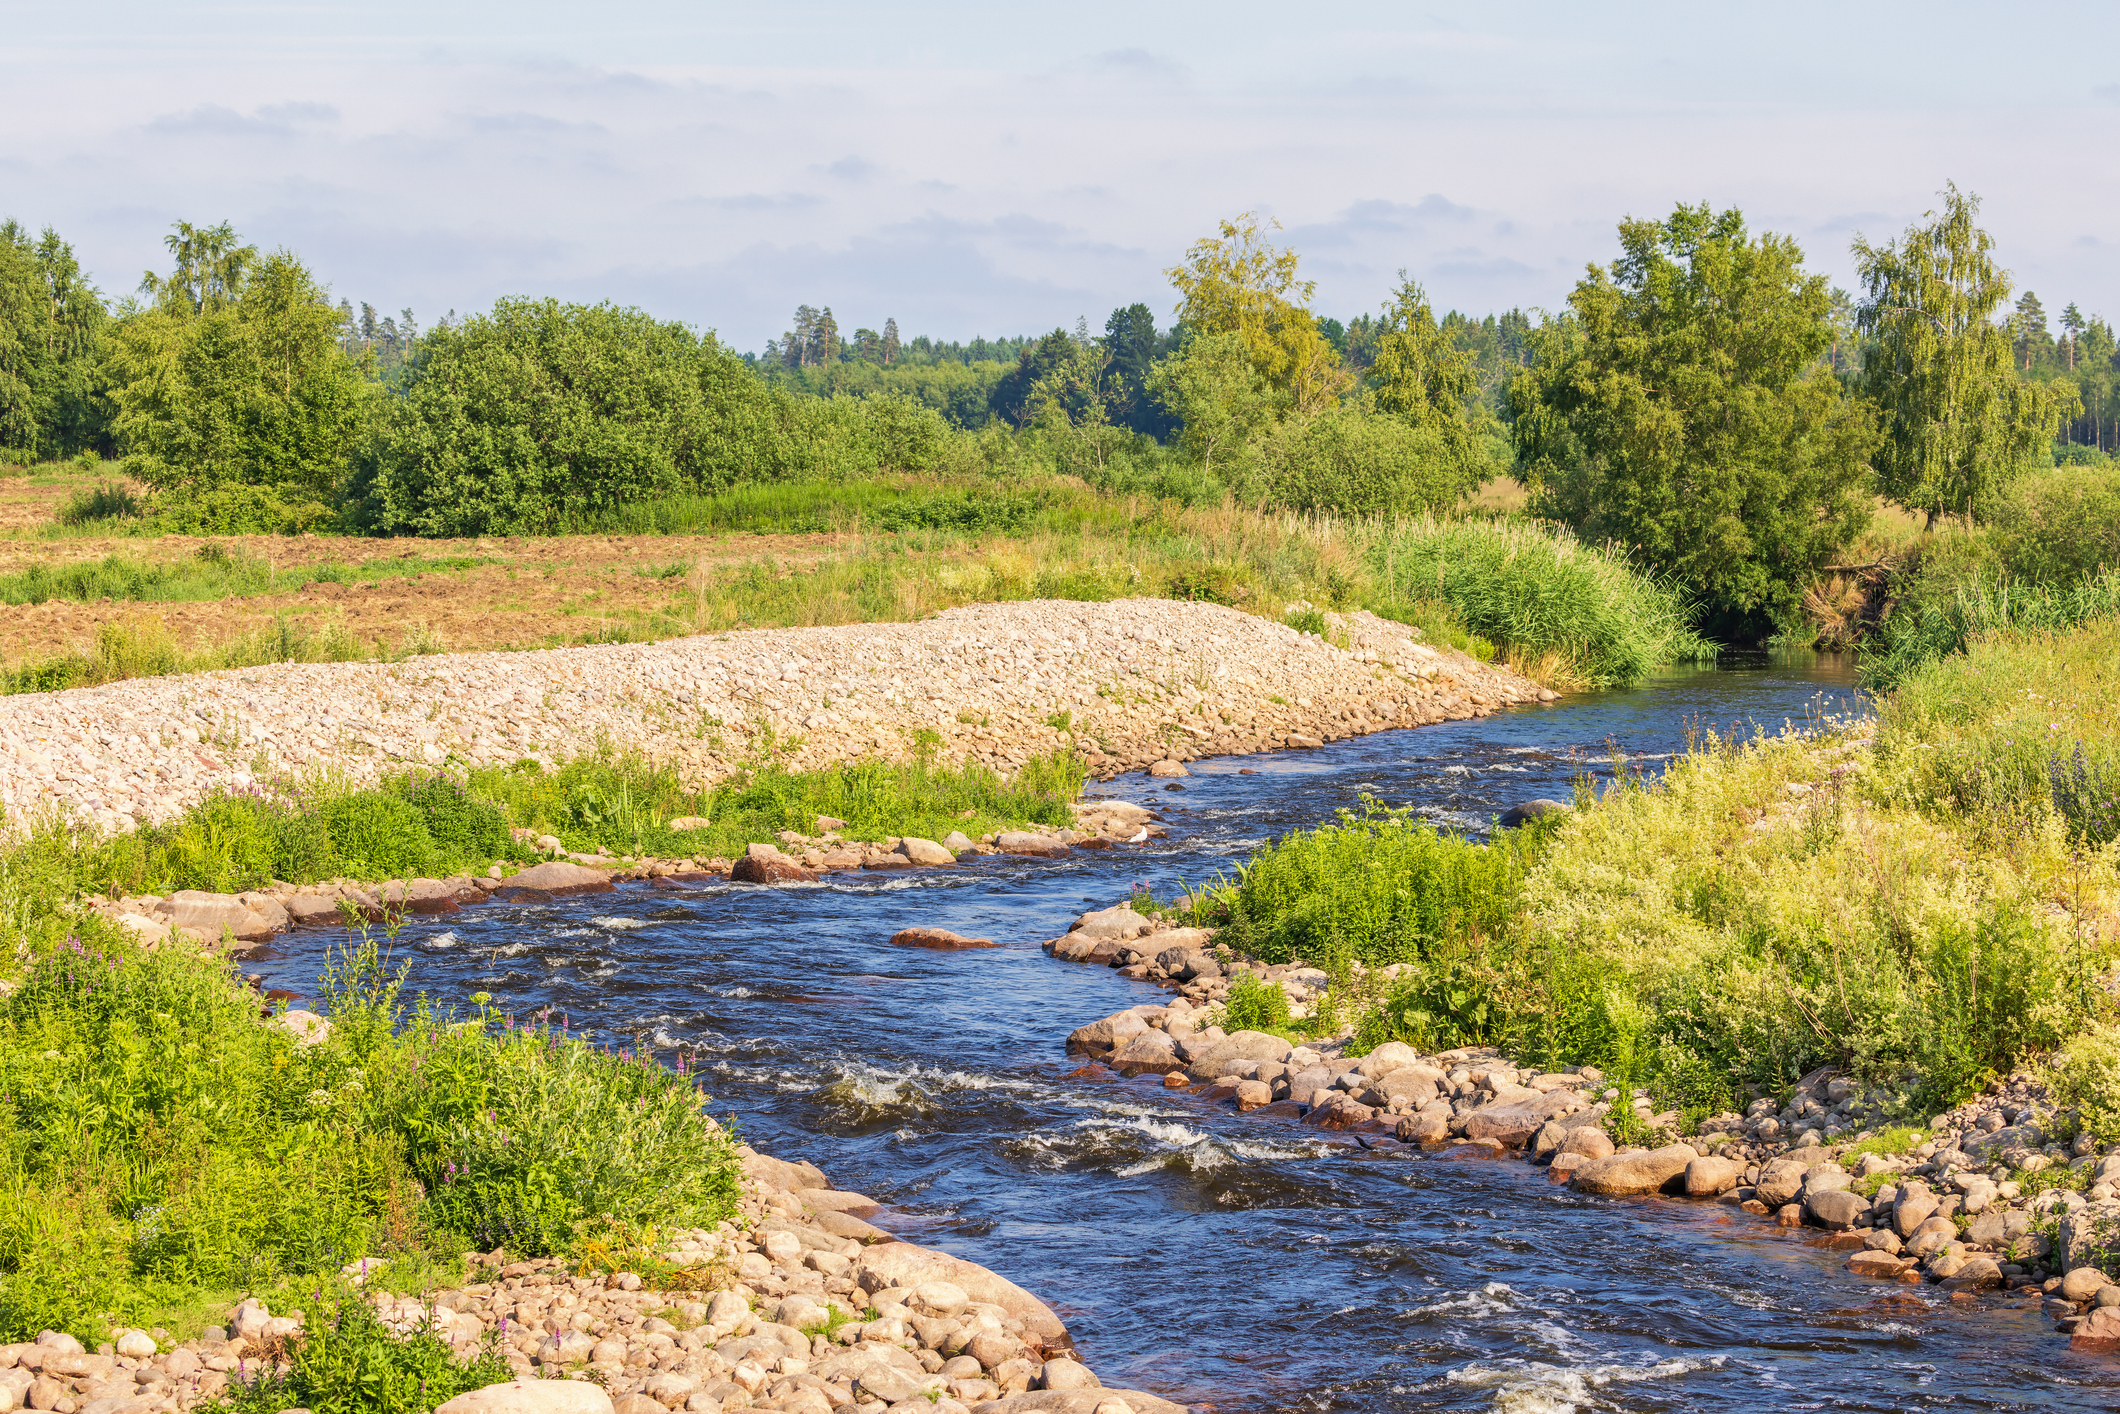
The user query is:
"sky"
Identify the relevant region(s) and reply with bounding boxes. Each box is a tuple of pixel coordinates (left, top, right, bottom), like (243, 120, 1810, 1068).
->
(5, 2, 2118, 352)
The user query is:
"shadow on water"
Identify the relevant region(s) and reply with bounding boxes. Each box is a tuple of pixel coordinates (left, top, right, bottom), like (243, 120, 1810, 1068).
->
(253, 652, 2120, 1411)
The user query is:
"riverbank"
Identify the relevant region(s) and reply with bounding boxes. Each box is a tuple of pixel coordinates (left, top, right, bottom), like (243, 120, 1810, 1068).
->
(5, 1134, 1193, 1414)
(0, 598, 1544, 838)
(1037, 617, 2120, 1355)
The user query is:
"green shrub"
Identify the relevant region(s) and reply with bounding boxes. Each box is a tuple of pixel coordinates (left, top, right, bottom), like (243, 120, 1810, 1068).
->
(395, 773, 513, 863)
(149, 484, 337, 535)
(56, 481, 142, 526)
(1246, 403, 1479, 516)
(2053, 1023, 2120, 1147)
(1875, 613, 2120, 843)
(1218, 973, 1292, 1033)
(1991, 465, 2120, 583)
(1860, 569, 2120, 690)
(226, 1292, 512, 1414)
(1208, 799, 1534, 968)
(321, 793, 437, 878)
(1366, 517, 1707, 688)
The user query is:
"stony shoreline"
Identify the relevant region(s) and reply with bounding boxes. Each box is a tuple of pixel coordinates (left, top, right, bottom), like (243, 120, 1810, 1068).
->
(0, 598, 1544, 836)
(0, 1138, 1190, 1414)
(1047, 903, 2120, 1354)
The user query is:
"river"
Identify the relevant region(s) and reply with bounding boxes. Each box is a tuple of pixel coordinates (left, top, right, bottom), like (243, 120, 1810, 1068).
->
(253, 654, 2120, 1412)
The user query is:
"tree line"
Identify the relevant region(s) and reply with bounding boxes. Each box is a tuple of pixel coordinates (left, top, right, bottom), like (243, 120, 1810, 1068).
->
(0, 185, 2088, 638)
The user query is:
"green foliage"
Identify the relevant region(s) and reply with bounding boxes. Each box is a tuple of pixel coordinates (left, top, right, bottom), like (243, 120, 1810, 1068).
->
(226, 1294, 512, 1414)
(1858, 569, 2120, 692)
(1206, 797, 1534, 969)
(105, 244, 371, 504)
(0, 219, 109, 460)
(1365, 274, 1493, 478)
(1366, 517, 1708, 688)
(1873, 612, 2120, 845)
(349, 299, 958, 536)
(0, 917, 743, 1345)
(320, 795, 438, 879)
(56, 481, 141, 527)
(1217, 972, 1292, 1034)
(1511, 202, 1875, 637)
(1855, 185, 2080, 527)
(2052, 1023, 2120, 1148)
(1244, 398, 1479, 516)
(1146, 331, 1276, 478)
(149, 483, 337, 535)
(1988, 464, 2120, 582)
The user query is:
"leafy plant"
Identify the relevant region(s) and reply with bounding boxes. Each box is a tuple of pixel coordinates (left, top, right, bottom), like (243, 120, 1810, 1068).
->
(225, 1293, 512, 1414)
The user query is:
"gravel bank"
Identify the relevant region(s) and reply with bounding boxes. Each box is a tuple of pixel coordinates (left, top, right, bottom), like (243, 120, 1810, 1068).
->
(0, 599, 1546, 832)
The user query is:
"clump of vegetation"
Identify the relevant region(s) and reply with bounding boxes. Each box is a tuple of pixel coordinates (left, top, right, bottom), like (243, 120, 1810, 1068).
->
(0, 925, 742, 1344)
(55, 480, 141, 527)
(1366, 517, 1708, 688)
(226, 1294, 512, 1414)
(1216, 972, 1293, 1034)
(471, 745, 1082, 860)
(1199, 798, 1538, 969)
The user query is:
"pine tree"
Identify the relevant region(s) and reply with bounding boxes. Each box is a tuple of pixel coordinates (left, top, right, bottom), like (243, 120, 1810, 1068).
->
(882, 318, 900, 366)
(2014, 290, 2047, 371)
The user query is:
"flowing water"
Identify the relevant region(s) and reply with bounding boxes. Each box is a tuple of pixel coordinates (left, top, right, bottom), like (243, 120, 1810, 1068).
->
(254, 655, 2120, 1412)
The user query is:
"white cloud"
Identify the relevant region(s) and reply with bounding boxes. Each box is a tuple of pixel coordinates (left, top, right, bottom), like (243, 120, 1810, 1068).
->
(4, 3, 2118, 347)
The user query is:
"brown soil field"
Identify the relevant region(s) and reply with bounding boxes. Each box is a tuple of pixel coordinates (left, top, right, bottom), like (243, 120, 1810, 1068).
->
(0, 457, 886, 660)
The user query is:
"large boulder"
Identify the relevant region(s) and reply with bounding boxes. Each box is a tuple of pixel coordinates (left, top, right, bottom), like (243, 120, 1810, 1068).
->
(1569, 1144, 1698, 1196)
(2059, 1203, 2120, 1281)
(1754, 1157, 1809, 1209)
(162, 891, 277, 942)
(1354, 1042, 1425, 1080)
(1364, 1067, 1446, 1107)
(1185, 1030, 1293, 1081)
(1070, 906, 1150, 939)
(1066, 1010, 1152, 1056)
(2072, 1305, 2120, 1353)
(1461, 1090, 1581, 1148)
(730, 852, 819, 884)
(890, 927, 995, 950)
(1805, 1189, 1870, 1230)
(995, 832, 1070, 858)
(1684, 1155, 1741, 1197)
(896, 837, 956, 866)
(1497, 798, 1569, 828)
(1893, 1186, 1940, 1238)
(853, 1243, 1070, 1347)
(1109, 1030, 1184, 1076)
(506, 861, 618, 895)
(437, 1382, 615, 1414)
(1555, 1128, 1615, 1163)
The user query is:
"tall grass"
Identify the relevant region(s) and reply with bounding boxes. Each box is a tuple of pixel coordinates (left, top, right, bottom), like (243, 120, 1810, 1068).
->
(0, 546, 487, 608)
(1875, 614, 2120, 844)
(1858, 569, 2120, 690)
(1365, 517, 1709, 689)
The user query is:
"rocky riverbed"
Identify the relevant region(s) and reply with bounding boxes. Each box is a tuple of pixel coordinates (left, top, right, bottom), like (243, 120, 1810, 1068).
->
(0, 600, 1544, 836)
(1047, 902, 2120, 1355)
(0, 1140, 1183, 1414)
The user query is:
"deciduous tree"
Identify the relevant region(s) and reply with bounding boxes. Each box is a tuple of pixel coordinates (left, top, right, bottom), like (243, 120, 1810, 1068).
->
(1853, 184, 2078, 527)
(1510, 203, 1875, 637)
(1165, 213, 1345, 415)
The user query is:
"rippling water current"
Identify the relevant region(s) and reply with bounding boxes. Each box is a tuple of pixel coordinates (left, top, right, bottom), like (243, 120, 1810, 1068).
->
(252, 656, 2120, 1412)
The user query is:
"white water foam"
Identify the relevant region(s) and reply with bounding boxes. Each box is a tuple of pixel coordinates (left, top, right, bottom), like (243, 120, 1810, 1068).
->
(590, 916, 650, 930)
(423, 931, 458, 949)
(1443, 1354, 1719, 1414)
(550, 927, 598, 939)
(714, 986, 756, 999)
(1403, 1281, 1522, 1319)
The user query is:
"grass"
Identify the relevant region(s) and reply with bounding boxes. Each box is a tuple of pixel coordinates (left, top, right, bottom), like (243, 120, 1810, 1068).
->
(1875, 613, 2120, 844)
(1858, 568, 2120, 692)
(33, 741, 1086, 903)
(1364, 517, 1710, 689)
(0, 545, 490, 608)
(0, 615, 444, 695)
(1202, 621, 2120, 1127)
(0, 922, 743, 1345)
(466, 744, 1084, 860)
